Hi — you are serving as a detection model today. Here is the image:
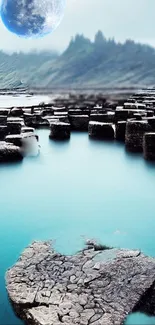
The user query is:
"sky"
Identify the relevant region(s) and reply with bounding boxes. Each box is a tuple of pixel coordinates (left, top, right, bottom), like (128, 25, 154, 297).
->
(0, 0, 155, 53)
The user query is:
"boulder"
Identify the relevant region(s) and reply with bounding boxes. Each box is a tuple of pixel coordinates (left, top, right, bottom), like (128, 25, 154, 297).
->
(89, 121, 114, 139)
(69, 115, 89, 131)
(143, 132, 155, 160)
(125, 120, 150, 152)
(49, 122, 70, 139)
(10, 107, 23, 117)
(6, 241, 155, 325)
(115, 121, 126, 141)
(0, 141, 23, 162)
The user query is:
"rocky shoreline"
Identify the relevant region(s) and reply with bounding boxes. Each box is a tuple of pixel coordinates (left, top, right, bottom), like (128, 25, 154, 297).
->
(6, 240, 155, 325)
(1, 88, 155, 161)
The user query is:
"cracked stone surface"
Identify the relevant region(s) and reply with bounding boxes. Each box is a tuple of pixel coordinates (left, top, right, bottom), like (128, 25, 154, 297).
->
(6, 241, 155, 325)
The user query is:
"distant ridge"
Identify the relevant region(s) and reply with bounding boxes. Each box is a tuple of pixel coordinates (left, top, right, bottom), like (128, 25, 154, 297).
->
(1, 32, 155, 88)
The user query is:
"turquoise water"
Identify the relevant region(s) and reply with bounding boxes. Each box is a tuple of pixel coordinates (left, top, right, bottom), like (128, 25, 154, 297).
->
(1, 129, 155, 324)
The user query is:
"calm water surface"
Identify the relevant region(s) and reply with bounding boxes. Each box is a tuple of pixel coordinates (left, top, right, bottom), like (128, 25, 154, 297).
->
(0, 129, 155, 324)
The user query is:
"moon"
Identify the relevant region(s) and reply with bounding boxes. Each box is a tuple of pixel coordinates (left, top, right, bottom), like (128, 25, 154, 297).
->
(0, 0, 66, 37)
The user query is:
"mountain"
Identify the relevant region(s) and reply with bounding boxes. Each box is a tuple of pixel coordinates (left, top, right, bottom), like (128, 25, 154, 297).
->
(0, 50, 58, 89)
(1, 32, 155, 88)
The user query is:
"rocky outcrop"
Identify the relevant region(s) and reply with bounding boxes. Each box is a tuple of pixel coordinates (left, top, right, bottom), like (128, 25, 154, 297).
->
(49, 122, 70, 140)
(6, 241, 155, 325)
(0, 141, 23, 162)
(89, 121, 114, 139)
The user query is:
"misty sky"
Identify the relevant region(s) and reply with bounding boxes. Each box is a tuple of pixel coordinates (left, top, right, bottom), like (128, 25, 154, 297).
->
(0, 0, 155, 52)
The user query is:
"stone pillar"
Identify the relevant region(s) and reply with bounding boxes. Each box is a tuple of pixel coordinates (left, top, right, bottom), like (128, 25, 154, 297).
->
(69, 115, 89, 131)
(49, 122, 70, 140)
(143, 132, 155, 160)
(89, 121, 114, 139)
(125, 120, 150, 152)
(115, 121, 126, 141)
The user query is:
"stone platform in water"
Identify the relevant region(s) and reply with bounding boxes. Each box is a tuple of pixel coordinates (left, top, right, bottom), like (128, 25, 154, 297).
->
(6, 241, 155, 325)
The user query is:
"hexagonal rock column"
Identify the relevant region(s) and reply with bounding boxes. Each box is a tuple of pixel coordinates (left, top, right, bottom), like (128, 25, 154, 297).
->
(49, 122, 70, 140)
(115, 121, 126, 141)
(143, 132, 155, 160)
(89, 121, 114, 139)
(6, 241, 155, 325)
(0, 142, 23, 162)
(125, 120, 150, 152)
(69, 115, 89, 131)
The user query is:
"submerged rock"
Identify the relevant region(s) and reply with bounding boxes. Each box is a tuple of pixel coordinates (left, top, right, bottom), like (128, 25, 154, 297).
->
(0, 141, 23, 162)
(89, 121, 114, 139)
(6, 241, 155, 325)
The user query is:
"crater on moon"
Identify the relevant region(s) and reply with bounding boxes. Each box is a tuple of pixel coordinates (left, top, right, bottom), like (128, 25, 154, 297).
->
(0, 0, 66, 37)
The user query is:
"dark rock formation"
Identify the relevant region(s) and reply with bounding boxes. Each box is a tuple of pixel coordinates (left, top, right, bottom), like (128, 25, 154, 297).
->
(89, 121, 114, 139)
(6, 241, 155, 325)
(7, 121, 22, 135)
(115, 121, 126, 141)
(0, 115, 7, 125)
(10, 107, 23, 117)
(0, 108, 10, 116)
(0, 141, 23, 162)
(5, 134, 23, 147)
(125, 120, 150, 152)
(49, 122, 70, 140)
(21, 126, 35, 133)
(143, 132, 155, 160)
(0, 125, 8, 140)
(115, 109, 129, 122)
(69, 115, 89, 131)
